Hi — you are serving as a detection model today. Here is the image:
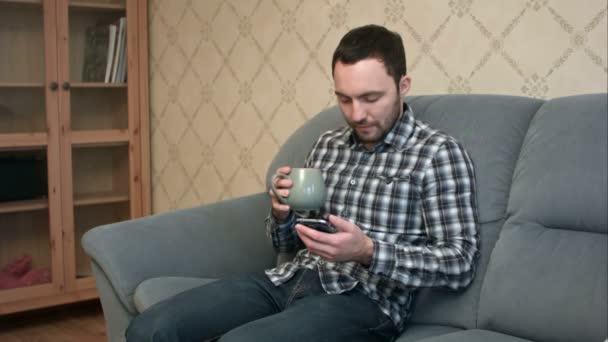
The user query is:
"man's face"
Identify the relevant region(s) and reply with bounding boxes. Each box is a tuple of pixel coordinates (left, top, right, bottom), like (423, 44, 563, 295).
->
(333, 58, 411, 150)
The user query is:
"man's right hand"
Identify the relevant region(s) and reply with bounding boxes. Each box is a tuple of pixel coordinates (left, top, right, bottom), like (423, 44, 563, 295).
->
(269, 166, 293, 222)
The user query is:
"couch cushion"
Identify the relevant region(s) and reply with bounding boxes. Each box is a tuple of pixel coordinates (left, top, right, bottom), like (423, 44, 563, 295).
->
(412, 329, 534, 342)
(478, 94, 608, 342)
(134, 277, 217, 313)
(396, 324, 462, 342)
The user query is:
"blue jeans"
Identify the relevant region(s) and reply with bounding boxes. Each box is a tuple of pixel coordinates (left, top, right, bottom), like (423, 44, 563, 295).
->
(126, 268, 398, 341)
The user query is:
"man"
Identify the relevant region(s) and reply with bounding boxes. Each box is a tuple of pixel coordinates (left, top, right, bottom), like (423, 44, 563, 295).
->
(126, 24, 479, 342)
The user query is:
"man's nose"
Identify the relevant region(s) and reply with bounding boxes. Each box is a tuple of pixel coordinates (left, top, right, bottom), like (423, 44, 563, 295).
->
(351, 101, 366, 123)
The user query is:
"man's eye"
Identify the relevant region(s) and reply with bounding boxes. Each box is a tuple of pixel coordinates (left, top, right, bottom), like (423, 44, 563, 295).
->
(363, 96, 380, 103)
(338, 97, 351, 104)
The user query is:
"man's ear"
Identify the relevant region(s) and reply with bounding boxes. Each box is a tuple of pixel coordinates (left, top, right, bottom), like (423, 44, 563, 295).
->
(399, 75, 412, 97)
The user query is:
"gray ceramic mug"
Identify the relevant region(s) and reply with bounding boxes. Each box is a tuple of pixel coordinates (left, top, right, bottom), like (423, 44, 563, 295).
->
(271, 168, 327, 211)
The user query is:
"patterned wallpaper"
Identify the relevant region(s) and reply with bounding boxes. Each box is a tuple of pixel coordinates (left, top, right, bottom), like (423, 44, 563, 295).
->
(148, 0, 607, 214)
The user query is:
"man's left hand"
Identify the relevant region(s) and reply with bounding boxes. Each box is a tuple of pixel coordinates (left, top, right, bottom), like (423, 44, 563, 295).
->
(295, 215, 373, 266)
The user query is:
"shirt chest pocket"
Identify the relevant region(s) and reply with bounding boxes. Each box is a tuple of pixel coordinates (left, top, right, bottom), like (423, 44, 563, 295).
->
(368, 172, 417, 197)
(360, 172, 420, 230)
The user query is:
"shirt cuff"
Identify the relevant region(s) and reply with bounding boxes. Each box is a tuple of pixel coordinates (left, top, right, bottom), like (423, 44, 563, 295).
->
(269, 211, 296, 231)
(368, 238, 398, 278)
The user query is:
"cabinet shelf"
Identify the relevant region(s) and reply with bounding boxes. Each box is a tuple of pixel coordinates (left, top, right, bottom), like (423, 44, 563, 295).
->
(0, 198, 48, 214)
(0, 82, 45, 88)
(74, 192, 129, 207)
(0, 0, 41, 7)
(71, 129, 129, 146)
(71, 82, 127, 88)
(69, 1, 125, 11)
(0, 133, 47, 150)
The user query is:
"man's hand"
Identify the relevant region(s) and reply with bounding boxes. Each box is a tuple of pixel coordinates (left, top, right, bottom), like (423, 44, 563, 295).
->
(295, 215, 374, 266)
(268, 166, 293, 222)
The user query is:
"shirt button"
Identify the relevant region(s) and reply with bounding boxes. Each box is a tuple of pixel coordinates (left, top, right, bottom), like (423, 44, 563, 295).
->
(350, 179, 356, 185)
(361, 154, 369, 161)
(341, 209, 349, 216)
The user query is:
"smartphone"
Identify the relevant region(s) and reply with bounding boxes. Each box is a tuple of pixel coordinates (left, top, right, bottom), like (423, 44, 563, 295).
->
(295, 218, 337, 234)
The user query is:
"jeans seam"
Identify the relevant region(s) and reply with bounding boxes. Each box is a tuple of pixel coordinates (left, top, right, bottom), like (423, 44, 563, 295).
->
(368, 316, 398, 340)
(285, 270, 308, 307)
(203, 334, 222, 342)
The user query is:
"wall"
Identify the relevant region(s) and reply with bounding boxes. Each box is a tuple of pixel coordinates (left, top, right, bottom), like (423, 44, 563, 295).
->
(148, 0, 607, 213)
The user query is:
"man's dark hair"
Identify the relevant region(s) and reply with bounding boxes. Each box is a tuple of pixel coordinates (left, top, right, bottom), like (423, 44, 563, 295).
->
(332, 24, 406, 88)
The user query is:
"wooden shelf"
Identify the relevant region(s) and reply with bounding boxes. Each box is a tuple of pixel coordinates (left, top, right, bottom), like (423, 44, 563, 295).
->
(74, 192, 129, 207)
(69, 1, 125, 12)
(0, 198, 48, 214)
(70, 82, 127, 88)
(71, 129, 129, 146)
(0, 0, 41, 7)
(0, 133, 47, 150)
(0, 82, 45, 88)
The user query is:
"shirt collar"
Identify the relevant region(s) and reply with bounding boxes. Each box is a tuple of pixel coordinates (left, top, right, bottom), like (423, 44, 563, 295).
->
(347, 103, 415, 152)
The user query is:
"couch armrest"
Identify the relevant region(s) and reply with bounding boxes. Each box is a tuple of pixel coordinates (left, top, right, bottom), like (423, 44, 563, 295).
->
(82, 192, 277, 314)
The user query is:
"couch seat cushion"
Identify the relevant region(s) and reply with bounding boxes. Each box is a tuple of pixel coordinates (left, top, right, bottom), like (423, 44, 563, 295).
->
(413, 329, 534, 342)
(134, 277, 217, 312)
(396, 324, 462, 341)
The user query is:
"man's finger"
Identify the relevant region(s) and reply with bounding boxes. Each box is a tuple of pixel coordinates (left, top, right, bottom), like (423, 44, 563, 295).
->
(328, 215, 353, 232)
(268, 188, 289, 198)
(272, 202, 290, 211)
(275, 178, 293, 188)
(296, 225, 334, 255)
(277, 166, 292, 175)
(296, 224, 340, 247)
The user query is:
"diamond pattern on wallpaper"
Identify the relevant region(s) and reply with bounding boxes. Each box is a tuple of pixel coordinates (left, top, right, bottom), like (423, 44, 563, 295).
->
(177, 128, 204, 179)
(251, 132, 281, 185)
(251, 65, 283, 120)
(210, 3, 240, 55)
(192, 104, 224, 146)
(228, 103, 265, 148)
(149, 0, 607, 213)
(175, 9, 205, 59)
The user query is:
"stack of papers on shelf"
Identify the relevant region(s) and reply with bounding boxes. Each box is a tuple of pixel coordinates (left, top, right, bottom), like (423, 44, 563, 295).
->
(82, 17, 127, 83)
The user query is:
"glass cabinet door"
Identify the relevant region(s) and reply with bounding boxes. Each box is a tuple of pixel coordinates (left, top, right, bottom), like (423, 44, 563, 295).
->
(59, 0, 133, 288)
(0, 0, 60, 297)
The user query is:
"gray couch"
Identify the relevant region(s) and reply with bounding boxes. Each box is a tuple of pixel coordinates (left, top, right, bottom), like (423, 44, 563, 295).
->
(82, 94, 607, 342)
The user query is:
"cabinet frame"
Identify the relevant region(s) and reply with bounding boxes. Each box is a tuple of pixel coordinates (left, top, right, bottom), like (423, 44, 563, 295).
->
(0, 0, 150, 314)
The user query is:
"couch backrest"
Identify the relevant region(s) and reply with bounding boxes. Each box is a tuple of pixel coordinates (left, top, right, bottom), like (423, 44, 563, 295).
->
(478, 94, 608, 342)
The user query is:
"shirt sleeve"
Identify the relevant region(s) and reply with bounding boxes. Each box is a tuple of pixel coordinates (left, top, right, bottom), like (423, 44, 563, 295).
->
(367, 139, 479, 290)
(265, 211, 303, 253)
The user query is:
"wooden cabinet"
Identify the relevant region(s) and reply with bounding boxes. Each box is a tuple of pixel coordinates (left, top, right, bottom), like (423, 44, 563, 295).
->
(0, 0, 150, 314)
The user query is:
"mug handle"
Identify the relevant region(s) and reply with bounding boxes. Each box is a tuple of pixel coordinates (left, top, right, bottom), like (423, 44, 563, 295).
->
(270, 173, 289, 204)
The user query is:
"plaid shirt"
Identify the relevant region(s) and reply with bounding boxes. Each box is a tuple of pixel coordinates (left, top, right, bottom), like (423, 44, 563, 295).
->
(265, 104, 479, 330)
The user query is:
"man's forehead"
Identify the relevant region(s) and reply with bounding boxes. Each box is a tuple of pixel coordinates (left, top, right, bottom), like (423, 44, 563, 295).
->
(333, 60, 395, 97)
